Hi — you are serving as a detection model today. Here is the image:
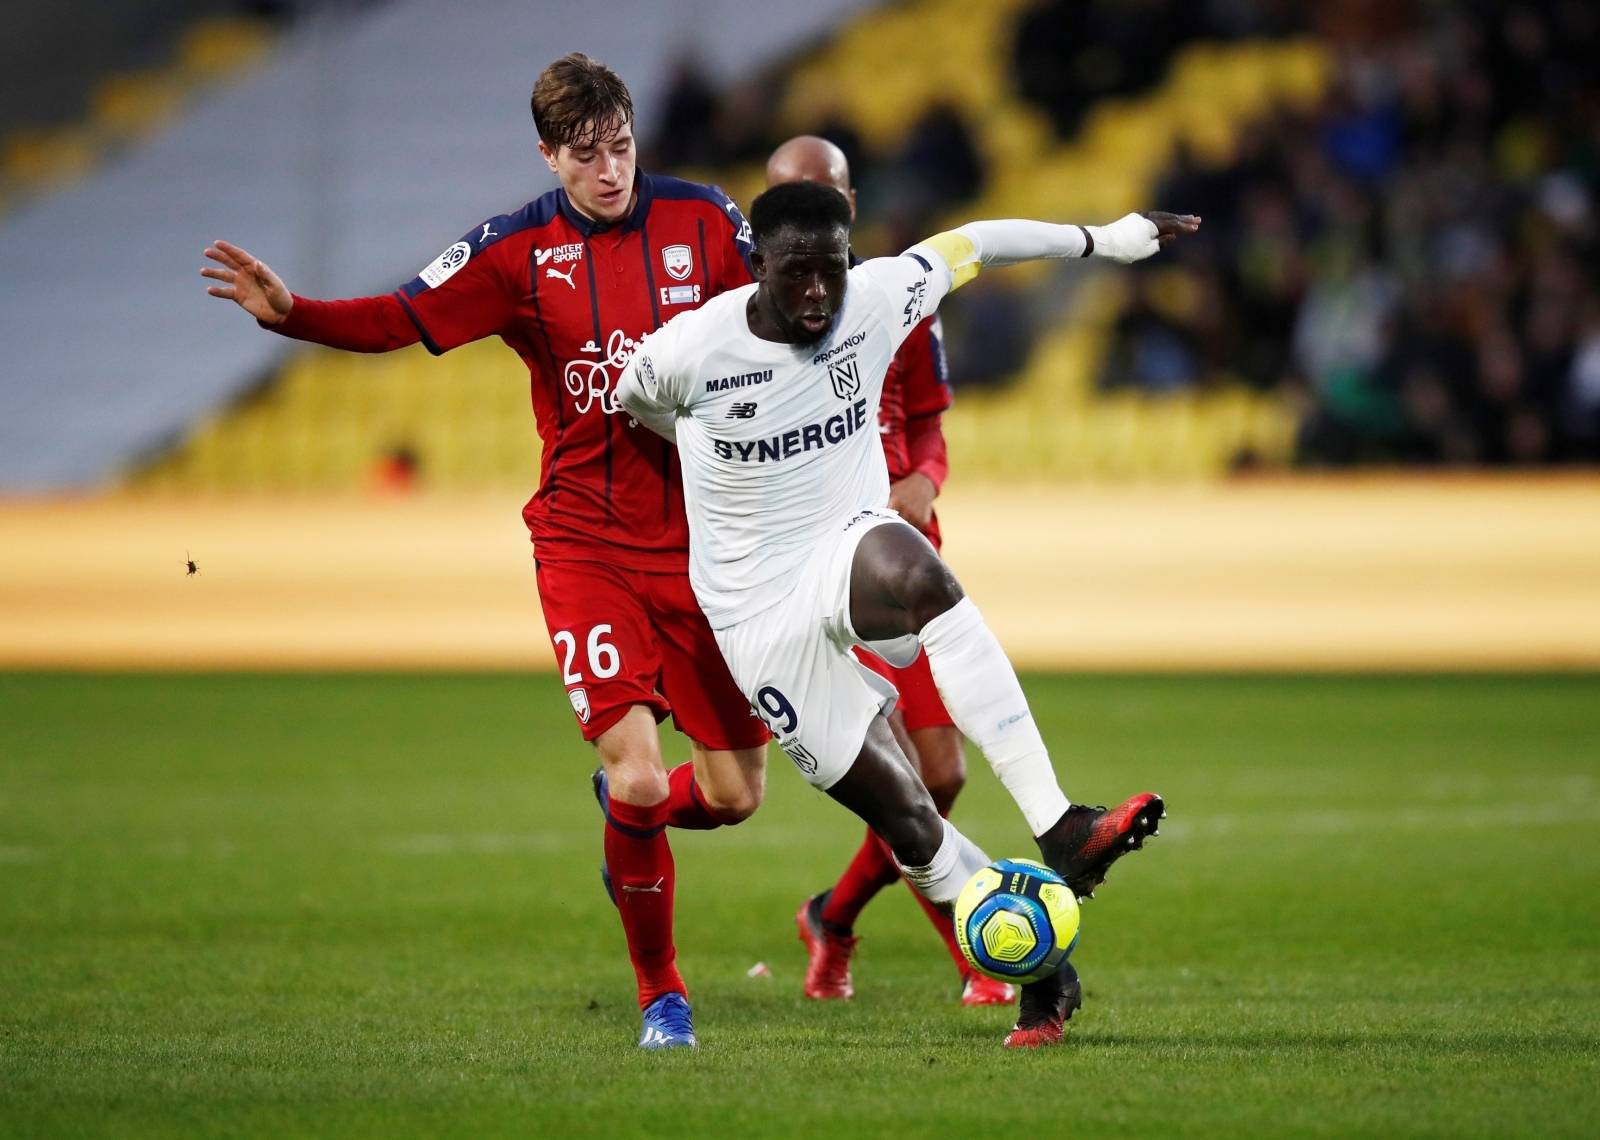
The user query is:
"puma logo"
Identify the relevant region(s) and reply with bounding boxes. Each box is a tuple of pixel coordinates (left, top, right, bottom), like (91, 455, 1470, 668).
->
(478, 222, 498, 243)
(546, 265, 577, 289)
(620, 877, 664, 895)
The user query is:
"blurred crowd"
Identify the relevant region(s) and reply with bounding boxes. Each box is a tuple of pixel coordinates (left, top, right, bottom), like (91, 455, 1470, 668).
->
(1109, 0, 1600, 466)
(648, 1, 1600, 467)
(1014, 0, 1304, 137)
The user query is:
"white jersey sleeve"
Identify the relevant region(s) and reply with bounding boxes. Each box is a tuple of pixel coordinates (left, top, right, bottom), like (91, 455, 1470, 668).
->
(855, 252, 954, 357)
(617, 319, 695, 442)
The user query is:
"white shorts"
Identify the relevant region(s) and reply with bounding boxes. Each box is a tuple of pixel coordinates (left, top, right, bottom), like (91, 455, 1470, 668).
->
(713, 508, 904, 789)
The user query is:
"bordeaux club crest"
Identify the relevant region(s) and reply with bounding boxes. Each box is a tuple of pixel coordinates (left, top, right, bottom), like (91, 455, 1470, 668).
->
(662, 244, 693, 281)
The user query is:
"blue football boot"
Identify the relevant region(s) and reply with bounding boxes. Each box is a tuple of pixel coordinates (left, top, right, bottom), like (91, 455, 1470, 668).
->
(638, 992, 697, 1049)
(591, 766, 616, 906)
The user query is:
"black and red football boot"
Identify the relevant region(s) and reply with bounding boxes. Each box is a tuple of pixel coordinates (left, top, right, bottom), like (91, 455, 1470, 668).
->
(1036, 793, 1166, 900)
(1004, 961, 1084, 1048)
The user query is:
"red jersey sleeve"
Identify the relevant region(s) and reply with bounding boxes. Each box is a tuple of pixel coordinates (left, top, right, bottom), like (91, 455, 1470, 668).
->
(899, 315, 954, 417)
(899, 315, 953, 489)
(709, 187, 755, 293)
(267, 294, 420, 353)
(393, 222, 519, 354)
(905, 410, 950, 490)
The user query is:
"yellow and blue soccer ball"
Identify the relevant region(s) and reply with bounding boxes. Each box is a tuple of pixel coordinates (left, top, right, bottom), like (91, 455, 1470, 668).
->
(954, 858, 1080, 984)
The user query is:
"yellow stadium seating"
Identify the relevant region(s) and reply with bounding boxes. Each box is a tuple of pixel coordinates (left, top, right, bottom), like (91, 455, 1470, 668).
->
(133, 6, 1323, 491)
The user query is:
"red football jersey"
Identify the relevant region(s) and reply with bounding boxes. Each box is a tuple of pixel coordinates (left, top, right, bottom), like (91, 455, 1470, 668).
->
(879, 313, 954, 547)
(395, 173, 754, 570)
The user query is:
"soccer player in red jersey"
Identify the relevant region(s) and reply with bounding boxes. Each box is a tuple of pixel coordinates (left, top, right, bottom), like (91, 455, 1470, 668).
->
(765, 137, 1013, 1008)
(201, 53, 769, 1050)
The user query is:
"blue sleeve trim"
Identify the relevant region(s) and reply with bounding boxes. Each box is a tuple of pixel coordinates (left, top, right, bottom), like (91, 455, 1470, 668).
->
(393, 290, 444, 356)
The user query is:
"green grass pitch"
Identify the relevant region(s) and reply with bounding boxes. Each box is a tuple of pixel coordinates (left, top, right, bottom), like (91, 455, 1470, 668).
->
(2, 672, 1597, 1138)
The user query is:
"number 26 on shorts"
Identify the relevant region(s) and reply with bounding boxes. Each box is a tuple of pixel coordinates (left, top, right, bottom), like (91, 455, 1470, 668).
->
(552, 624, 621, 683)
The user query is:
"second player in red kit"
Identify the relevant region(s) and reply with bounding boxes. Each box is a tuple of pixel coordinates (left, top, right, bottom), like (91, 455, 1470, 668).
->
(202, 54, 768, 1051)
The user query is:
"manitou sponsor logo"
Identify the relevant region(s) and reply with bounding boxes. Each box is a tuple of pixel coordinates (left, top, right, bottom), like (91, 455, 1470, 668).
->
(704, 369, 773, 393)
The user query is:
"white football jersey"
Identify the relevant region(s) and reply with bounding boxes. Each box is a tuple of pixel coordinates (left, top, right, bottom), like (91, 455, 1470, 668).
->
(618, 251, 952, 628)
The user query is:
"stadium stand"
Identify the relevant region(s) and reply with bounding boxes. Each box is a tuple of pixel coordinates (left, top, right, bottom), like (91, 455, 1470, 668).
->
(136, 0, 1324, 492)
(1101, 1, 1600, 467)
(0, 0, 874, 492)
(0, 2, 281, 208)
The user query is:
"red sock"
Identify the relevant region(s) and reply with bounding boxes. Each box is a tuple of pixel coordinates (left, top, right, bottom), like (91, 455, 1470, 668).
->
(907, 877, 970, 976)
(662, 762, 727, 830)
(603, 797, 685, 1008)
(819, 827, 902, 931)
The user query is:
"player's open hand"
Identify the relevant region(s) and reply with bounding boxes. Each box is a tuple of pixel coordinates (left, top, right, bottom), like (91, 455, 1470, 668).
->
(888, 472, 937, 531)
(1144, 212, 1201, 246)
(202, 239, 292, 325)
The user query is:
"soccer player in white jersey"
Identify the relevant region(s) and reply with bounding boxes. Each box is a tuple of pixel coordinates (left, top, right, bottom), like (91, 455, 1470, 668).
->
(618, 182, 1199, 1046)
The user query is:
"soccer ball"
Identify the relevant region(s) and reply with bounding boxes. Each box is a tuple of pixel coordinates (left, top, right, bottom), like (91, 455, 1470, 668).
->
(954, 858, 1080, 984)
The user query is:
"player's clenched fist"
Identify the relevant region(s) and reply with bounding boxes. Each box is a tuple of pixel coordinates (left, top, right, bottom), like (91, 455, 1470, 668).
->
(201, 239, 293, 325)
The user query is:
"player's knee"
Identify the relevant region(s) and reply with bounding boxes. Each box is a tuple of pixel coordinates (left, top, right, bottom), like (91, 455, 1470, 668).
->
(900, 556, 964, 630)
(598, 746, 669, 806)
(702, 778, 762, 824)
(605, 764, 669, 806)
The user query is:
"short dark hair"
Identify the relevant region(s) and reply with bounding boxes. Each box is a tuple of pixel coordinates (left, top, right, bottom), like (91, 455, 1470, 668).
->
(749, 182, 852, 248)
(530, 53, 634, 151)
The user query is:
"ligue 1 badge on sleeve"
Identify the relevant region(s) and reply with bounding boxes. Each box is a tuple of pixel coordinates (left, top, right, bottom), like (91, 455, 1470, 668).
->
(568, 687, 591, 724)
(662, 244, 693, 281)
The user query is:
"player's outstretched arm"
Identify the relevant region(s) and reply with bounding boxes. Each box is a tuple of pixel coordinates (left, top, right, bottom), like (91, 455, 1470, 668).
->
(917, 211, 1201, 291)
(202, 239, 293, 325)
(200, 238, 424, 354)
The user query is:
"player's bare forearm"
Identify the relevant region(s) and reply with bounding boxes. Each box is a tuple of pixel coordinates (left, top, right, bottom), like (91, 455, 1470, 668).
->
(888, 472, 937, 530)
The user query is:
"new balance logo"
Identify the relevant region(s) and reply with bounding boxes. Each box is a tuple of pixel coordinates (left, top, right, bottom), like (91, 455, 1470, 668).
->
(620, 877, 665, 895)
(726, 402, 758, 419)
(546, 265, 577, 289)
(641, 1027, 674, 1045)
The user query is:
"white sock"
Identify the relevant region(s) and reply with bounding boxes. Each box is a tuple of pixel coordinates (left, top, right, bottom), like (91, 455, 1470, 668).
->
(919, 597, 1070, 836)
(897, 818, 990, 905)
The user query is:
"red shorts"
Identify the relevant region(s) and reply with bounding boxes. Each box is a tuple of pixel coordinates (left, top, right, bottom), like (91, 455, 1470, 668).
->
(852, 645, 956, 733)
(535, 559, 770, 748)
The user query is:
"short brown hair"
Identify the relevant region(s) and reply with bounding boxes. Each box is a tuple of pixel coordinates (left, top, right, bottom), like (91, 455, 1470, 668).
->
(530, 53, 634, 151)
